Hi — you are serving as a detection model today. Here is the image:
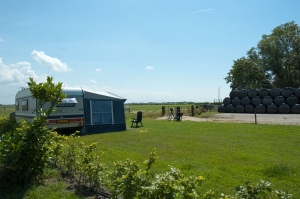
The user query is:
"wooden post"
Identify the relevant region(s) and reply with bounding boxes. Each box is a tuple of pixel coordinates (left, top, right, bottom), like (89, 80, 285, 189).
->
(191, 105, 194, 116)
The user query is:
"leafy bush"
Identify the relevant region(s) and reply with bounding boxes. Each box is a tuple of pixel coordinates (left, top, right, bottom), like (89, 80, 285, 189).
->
(0, 76, 66, 185)
(219, 180, 294, 199)
(50, 132, 106, 191)
(106, 150, 204, 199)
(0, 115, 19, 136)
(0, 118, 54, 184)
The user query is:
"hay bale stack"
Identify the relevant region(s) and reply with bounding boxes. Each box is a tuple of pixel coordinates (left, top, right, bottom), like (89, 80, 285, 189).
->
(218, 87, 300, 114)
(255, 104, 266, 113)
(235, 105, 244, 113)
(247, 89, 257, 98)
(223, 97, 231, 106)
(286, 95, 298, 106)
(244, 104, 254, 113)
(279, 103, 290, 113)
(232, 97, 241, 106)
(258, 88, 269, 98)
(267, 103, 278, 113)
(241, 96, 251, 106)
(225, 104, 235, 113)
(252, 96, 262, 106)
(229, 90, 239, 99)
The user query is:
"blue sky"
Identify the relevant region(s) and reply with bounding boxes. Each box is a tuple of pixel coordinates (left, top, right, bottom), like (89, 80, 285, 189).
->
(1, 0, 300, 104)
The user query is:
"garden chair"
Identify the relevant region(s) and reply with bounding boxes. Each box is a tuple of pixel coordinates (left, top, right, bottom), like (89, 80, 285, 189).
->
(174, 112, 183, 121)
(131, 111, 143, 127)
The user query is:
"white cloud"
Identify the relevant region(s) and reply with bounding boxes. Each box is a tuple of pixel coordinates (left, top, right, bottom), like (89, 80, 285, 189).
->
(183, 8, 214, 15)
(31, 50, 70, 72)
(0, 39, 3, 42)
(145, 66, 154, 70)
(96, 68, 102, 72)
(0, 58, 47, 104)
(90, 79, 97, 84)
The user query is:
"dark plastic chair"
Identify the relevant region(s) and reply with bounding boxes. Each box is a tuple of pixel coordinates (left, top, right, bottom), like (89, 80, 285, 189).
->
(131, 111, 143, 127)
(174, 112, 183, 121)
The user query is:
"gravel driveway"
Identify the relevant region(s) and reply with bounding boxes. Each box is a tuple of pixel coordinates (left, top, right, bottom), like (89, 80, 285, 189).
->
(157, 113, 300, 126)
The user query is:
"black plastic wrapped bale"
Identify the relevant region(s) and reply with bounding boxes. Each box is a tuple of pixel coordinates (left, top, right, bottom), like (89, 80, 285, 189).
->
(218, 105, 226, 113)
(278, 103, 291, 113)
(258, 88, 269, 98)
(225, 104, 235, 113)
(269, 88, 281, 98)
(295, 88, 300, 98)
(229, 90, 239, 99)
(267, 103, 278, 113)
(232, 97, 241, 106)
(223, 97, 231, 106)
(241, 96, 251, 106)
(235, 105, 244, 113)
(245, 104, 254, 113)
(262, 96, 273, 106)
(238, 89, 247, 99)
(281, 87, 294, 98)
(252, 96, 262, 106)
(255, 104, 266, 113)
(274, 96, 285, 106)
(286, 95, 298, 106)
(291, 104, 300, 114)
(247, 89, 258, 98)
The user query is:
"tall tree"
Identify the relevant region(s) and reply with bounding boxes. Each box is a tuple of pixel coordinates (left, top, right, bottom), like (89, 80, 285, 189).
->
(224, 48, 272, 90)
(225, 21, 300, 89)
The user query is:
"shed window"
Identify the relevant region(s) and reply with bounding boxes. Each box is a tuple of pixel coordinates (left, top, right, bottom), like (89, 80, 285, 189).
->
(22, 100, 28, 111)
(15, 100, 19, 111)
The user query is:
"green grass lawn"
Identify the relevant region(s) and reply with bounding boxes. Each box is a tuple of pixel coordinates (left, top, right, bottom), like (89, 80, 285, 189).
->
(77, 118, 300, 196)
(1, 104, 299, 197)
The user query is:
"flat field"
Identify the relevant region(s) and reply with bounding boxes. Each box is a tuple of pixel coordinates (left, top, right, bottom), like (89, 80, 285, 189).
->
(0, 105, 15, 117)
(79, 117, 300, 196)
(1, 104, 299, 197)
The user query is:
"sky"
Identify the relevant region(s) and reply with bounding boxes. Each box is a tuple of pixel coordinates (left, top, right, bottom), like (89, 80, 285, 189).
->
(1, 0, 300, 104)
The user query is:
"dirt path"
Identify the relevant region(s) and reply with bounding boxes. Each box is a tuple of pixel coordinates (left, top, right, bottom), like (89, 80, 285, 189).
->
(156, 113, 300, 126)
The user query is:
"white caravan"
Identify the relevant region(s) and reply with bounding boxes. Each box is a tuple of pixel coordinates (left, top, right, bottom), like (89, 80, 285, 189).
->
(15, 87, 84, 131)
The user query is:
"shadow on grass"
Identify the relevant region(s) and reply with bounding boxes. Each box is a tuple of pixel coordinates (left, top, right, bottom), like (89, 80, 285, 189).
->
(0, 182, 34, 199)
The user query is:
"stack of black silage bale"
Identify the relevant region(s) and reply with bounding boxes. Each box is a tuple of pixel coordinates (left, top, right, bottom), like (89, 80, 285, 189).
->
(218, 87, 300, 114)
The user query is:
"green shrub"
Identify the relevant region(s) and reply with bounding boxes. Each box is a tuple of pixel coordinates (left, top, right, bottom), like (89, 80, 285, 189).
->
(106, 150, 204, 199)
(0, 76, 66, 185)
(219, 180, 294, 199)
(0, 118, 54, 184)
(0, 115, 19, 136)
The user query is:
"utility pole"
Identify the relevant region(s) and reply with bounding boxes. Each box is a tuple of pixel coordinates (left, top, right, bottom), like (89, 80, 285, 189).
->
(218, 87, 220, 102)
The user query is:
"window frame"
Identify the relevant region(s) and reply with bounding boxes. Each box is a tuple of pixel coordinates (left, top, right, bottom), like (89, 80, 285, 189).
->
(22, 99, 28, 111)
(15, 100, 19, 111)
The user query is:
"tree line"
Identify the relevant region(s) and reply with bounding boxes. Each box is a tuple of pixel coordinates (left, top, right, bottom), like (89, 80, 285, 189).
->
(225, 21, 300, 90)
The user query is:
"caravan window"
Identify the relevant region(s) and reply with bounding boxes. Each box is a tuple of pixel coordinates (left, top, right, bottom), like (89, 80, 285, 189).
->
(15, 100, 19, 110)
(56, 98, 77, 107)
(91, 100, 113, 124)
(22, 100, 28, 111)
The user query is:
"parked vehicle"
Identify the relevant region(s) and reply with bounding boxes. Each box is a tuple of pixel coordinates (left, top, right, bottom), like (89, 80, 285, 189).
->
(15, 87, 84, 132)
(15, 87, 127, 134)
